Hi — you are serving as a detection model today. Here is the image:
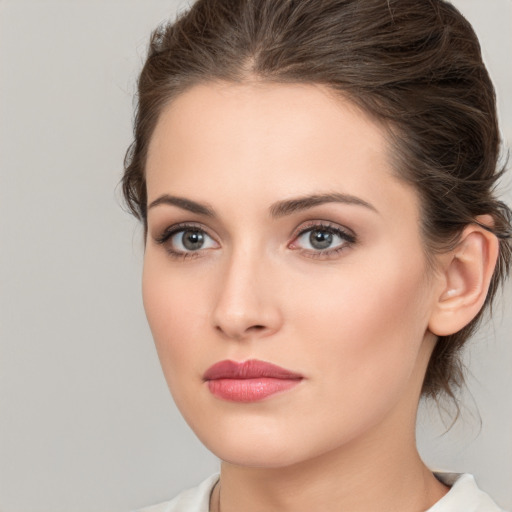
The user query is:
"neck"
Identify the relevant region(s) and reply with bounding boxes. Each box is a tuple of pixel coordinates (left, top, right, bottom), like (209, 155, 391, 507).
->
(212, 423, 447, 512)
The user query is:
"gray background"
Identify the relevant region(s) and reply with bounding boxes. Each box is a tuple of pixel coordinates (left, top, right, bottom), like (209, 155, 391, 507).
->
(0, 1, 510, 511)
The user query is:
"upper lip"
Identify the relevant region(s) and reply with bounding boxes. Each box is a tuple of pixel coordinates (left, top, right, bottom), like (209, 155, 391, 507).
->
(203, 359, 303, 380)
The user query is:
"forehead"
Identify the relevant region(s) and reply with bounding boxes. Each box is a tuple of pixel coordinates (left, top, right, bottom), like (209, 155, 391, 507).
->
(147, 81, 386, 175)
(145, 81, 419, 225)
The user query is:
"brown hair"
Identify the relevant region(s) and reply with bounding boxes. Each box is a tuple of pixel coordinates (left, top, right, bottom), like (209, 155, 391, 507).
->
(123, 0, 512, 401)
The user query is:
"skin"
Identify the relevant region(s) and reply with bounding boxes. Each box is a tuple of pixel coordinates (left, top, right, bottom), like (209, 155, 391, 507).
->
(142, 81, 463, 511)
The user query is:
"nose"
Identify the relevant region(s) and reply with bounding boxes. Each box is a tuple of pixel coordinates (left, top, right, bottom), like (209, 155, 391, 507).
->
(212, 249, 283, 341)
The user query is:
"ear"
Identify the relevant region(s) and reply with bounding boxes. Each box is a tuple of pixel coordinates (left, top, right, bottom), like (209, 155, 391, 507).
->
(428, 215, 499, 337)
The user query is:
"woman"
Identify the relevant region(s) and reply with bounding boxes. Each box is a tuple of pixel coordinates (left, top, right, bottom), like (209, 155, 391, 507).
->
(123, 0, 511, 510)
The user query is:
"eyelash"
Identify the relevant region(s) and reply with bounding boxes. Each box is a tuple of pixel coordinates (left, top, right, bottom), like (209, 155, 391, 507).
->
(290, 221, 356, 259)
(154, 222, 216, 260)
(154, 221, 357, 260)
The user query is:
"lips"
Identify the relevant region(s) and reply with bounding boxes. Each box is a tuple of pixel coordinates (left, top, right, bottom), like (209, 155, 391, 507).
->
(203, 359, 303, 402)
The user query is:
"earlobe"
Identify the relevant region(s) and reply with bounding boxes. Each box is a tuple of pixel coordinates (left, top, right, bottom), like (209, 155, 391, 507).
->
(428, 216, 499, 337)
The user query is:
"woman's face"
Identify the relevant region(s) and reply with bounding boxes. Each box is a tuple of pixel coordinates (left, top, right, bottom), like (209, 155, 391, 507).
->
(143, 82, 440, 468)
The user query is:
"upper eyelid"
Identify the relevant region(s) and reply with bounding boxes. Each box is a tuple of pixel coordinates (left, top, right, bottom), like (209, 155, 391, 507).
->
(152, 219, 356, 246)
(154, 222, 216, 244)
(292, 220, 355, 238)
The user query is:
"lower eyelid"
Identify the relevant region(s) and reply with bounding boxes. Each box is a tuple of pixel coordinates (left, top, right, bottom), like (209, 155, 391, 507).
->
(300, 246, 349, 259)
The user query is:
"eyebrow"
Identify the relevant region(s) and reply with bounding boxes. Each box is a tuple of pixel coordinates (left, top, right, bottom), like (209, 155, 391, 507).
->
(147, 192, 378, 218)
(269, 192, 378, 218)
(148, 194, 215, 217)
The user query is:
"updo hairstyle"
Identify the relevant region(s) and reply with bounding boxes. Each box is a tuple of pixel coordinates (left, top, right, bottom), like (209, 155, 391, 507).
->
(123, 0, 512, 401)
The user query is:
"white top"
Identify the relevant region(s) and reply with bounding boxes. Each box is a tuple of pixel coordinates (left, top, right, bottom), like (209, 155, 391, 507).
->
(135, 472, 507, 512)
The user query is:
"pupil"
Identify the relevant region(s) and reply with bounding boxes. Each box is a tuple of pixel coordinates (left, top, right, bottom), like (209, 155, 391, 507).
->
(310, 230, 332, 249)
(183, 230, 204, 250)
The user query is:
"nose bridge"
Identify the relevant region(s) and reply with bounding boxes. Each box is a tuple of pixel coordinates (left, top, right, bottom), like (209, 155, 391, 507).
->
(212, 242, 281, 339)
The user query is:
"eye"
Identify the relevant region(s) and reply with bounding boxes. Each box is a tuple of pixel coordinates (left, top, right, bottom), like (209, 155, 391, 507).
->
(155, 224, 218, 258)
(171, 228, 216, 252)
(289, 222, 356, 256)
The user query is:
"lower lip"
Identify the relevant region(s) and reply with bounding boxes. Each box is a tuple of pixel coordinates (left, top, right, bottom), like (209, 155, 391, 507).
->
(207, 378, 301, 402)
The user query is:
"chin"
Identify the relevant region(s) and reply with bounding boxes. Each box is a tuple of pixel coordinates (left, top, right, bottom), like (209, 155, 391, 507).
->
(208, 441, 305, 469)
(191, 417, 342, 470)
(184, 415, 300, 468)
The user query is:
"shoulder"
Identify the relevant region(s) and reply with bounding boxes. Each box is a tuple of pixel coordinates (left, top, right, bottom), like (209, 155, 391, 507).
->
(428, 473, 508, 512)
(133, 474, 220, 512)
(132, 471, 508, 512)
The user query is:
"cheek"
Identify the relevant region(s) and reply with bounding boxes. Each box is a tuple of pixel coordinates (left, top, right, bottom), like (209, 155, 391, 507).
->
(287, 253, 431, 400)
(141, 254, 211, 381)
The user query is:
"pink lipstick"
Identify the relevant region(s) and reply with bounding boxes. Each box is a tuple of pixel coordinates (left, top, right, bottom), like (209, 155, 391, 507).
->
(203, 359, 303, 402)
